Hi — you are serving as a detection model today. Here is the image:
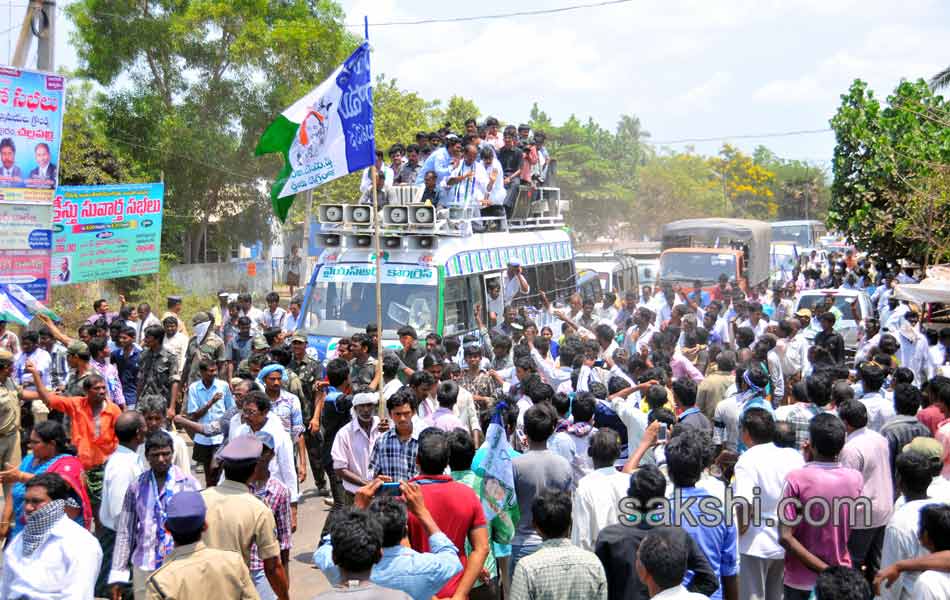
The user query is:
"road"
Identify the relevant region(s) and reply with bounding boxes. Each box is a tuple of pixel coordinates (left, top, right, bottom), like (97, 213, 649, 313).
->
(287, 473, 333, 599)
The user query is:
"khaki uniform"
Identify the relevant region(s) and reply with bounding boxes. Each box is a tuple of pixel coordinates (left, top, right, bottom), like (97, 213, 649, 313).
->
(137, 348, 180, 405)
(145, 541, 257, 600)
(200, 480, 280, 567)
(0, 378, 21, 488)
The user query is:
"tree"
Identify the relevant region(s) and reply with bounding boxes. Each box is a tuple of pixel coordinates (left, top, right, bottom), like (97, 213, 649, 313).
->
(710, 144, 776, 220)
(752, 145, 829, 221)
(931, 66, 950, 90)
(435, 96, 480, 133)
(66, 0, 359, 262)
(59, 82, 143, 185)
(636, 152, 722, 237)
(829, 78, 950, 264)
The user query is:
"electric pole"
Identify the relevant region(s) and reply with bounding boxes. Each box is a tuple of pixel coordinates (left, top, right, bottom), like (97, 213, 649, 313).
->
(11, 0, 56, 71)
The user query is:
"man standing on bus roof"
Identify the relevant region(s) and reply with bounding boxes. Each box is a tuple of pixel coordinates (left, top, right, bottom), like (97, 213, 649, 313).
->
(503, 260, 530, 305)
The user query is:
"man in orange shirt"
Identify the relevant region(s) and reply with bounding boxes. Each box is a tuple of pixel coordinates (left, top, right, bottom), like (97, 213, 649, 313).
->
(23, 362, 121, 517)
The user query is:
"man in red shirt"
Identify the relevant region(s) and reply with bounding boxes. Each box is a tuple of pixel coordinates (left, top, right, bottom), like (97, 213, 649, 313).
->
(24, 363, 121, 516)
(406, 428, 489, 599)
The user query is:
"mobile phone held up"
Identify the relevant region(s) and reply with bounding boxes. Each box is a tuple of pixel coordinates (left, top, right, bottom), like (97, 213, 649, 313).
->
(376, 482, 402, 496)
(657, 425, 669, 443)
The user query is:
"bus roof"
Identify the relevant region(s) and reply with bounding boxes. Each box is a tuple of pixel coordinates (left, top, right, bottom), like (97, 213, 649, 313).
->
(319, 228, 574, 277)
(770, 220, 825, 227)
(661, 218, 771, 240)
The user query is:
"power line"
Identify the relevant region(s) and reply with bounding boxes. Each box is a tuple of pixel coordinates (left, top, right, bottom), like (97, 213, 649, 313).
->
(345, 0, 635, 28)
(650, 128, 833, 145)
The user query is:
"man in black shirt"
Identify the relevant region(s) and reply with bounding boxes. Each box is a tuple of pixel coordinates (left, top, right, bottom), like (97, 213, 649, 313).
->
(594, 464, 718, 600)
(496, 126, 524, 217)
(814, 312, 846, 364)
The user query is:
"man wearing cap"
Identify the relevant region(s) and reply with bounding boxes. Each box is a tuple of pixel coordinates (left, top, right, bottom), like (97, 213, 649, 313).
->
(234, 335, 270, 379)
(178, 312, 227, 401)
(144, 490, 258, 599)
(161, 296, 188, 338)
(0, 349, 24, 504)
(200, 435, 290, 600)
(138, 325, 180, 411)
(503, 261, 530, 305)
(331, 392, 386, 505)
(109, 430, 200, 599)
(24, 365, 121, 514)
(248, 431, 293, 600)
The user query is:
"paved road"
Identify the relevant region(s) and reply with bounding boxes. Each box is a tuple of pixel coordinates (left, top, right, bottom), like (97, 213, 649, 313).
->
(287, 474, 333, 600)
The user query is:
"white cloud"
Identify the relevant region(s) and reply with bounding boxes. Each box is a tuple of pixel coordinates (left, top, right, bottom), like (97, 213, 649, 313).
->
(668, 71, 732, 114)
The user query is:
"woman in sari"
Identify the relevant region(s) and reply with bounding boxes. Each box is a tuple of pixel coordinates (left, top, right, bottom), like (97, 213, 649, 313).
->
(0, 420, 92, 539)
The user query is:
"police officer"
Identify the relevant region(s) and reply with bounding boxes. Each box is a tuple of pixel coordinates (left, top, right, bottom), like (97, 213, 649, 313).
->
(138, 325, 180, 411)
(200, 435, 289, 600)
(145, 490, 258, 599)
(287, 333, 328, 495)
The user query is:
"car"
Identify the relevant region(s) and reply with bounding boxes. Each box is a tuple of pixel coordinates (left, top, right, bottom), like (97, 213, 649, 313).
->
(794, 288, 873, 356)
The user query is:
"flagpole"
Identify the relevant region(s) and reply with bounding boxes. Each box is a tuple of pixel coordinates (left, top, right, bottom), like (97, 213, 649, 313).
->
(364, 16, 384, 418)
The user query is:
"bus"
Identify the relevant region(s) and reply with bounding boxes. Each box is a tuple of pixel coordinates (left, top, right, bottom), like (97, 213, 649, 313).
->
(574, 254, 640, 297)
(770, 220, 827, 249)
(298, 187, 576, 360)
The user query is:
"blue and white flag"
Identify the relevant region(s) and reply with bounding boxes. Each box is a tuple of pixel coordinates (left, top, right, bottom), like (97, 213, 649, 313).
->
(255, 42, 375, 221)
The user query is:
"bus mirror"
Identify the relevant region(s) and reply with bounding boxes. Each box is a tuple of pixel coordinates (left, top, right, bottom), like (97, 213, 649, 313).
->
(318, 204, 345, 223)
(348, 234, 374, 249)
(408, 235, 437, 250)
(408, 204, 435, 225)
(317, 233, 343, 248)
(382, 236, 403, 250)
(344, 205, 375, 226)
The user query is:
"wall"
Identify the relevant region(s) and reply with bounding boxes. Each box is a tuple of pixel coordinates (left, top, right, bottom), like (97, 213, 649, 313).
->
(169, 260, 275, 297)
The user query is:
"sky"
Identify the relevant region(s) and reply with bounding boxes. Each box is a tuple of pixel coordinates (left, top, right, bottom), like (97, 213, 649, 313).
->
(3, 0, 948, 169)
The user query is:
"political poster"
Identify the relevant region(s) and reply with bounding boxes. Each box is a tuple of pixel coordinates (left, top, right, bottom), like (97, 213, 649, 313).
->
(52, 183, 164, 285)
(0, 250, 50, 302)
(0, 66, 65, 201)
(0, 202, 51, 250)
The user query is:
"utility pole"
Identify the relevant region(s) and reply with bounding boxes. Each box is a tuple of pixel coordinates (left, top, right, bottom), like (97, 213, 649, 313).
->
(11, 0, 56, 70)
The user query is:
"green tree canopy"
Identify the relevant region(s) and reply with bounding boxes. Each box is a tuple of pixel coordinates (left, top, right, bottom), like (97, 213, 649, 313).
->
(829, 78, 950, 265)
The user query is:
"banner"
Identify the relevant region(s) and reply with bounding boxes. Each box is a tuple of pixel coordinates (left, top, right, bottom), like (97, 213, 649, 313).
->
(52, 183, 164, 285)
(0, 202, 51, 249)
(0, 66, 64, 201)
(0, 250, 50, 302)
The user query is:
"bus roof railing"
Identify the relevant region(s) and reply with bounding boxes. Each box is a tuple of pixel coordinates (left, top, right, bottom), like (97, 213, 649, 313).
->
(314, 185, 569, 248)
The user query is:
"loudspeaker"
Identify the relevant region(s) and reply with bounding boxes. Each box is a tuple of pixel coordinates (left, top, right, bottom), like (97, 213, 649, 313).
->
(348, 234, 374, 249)
(408, 235, 437, 250)
(317, 233, 343, 247)
(408, 204, 435, 225)
(344, 204, 374, 226)
(318, 204, 344, 223)
(382, 205, 410, 226)
(382, 236, 403, 250)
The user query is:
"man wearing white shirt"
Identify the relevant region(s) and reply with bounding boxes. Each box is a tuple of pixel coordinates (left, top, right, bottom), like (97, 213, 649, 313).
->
(929, 329, 950, 379)
(13, 330, 51, 390)
(229, 391, 299, 504)
(98, 411, 146, 596)
(855, 362, 895, 432)
(879, 450, 938, 600)
(624, 307, 657, 357)
(237, 293, 264, 337)
(1, 472, 103, 600)
(359, 149, 394, 206)
(502, 260, 531, 305)
(260, 291, 287, 331)
(571, 429, 629, 551)
(734, 407, 804, 600)
(908, 504, 950, 600)
(282, 298, 302, 334)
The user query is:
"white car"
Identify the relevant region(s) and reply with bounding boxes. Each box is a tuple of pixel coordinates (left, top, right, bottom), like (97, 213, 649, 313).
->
(794, 288, 873, 354)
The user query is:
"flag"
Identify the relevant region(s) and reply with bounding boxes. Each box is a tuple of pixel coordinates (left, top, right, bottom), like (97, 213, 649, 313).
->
(255, 42, 375, 222)
(2, 284, 58, 320)
(473, 401, 520, 544)
(0, 290, 31, 326)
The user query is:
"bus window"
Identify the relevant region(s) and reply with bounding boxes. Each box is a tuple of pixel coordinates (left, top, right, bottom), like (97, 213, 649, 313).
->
(521, 266, 540, 306)
(484, 273, 504, 325)
(466, 275, 483, 331)
(537, 264, 556, 299)
(443, 277, 471, 335)
(554, 261, 574, 302)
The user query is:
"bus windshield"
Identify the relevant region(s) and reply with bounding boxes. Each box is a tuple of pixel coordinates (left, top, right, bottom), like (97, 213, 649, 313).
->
(660, 252, 736, 284)
(305, 264, 438, 337)
(771, 224, 810, 245)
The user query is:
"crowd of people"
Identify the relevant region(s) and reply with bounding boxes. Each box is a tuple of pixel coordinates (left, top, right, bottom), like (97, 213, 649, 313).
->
(1, 245, 950, 600)
(358, 118, 552, 230)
